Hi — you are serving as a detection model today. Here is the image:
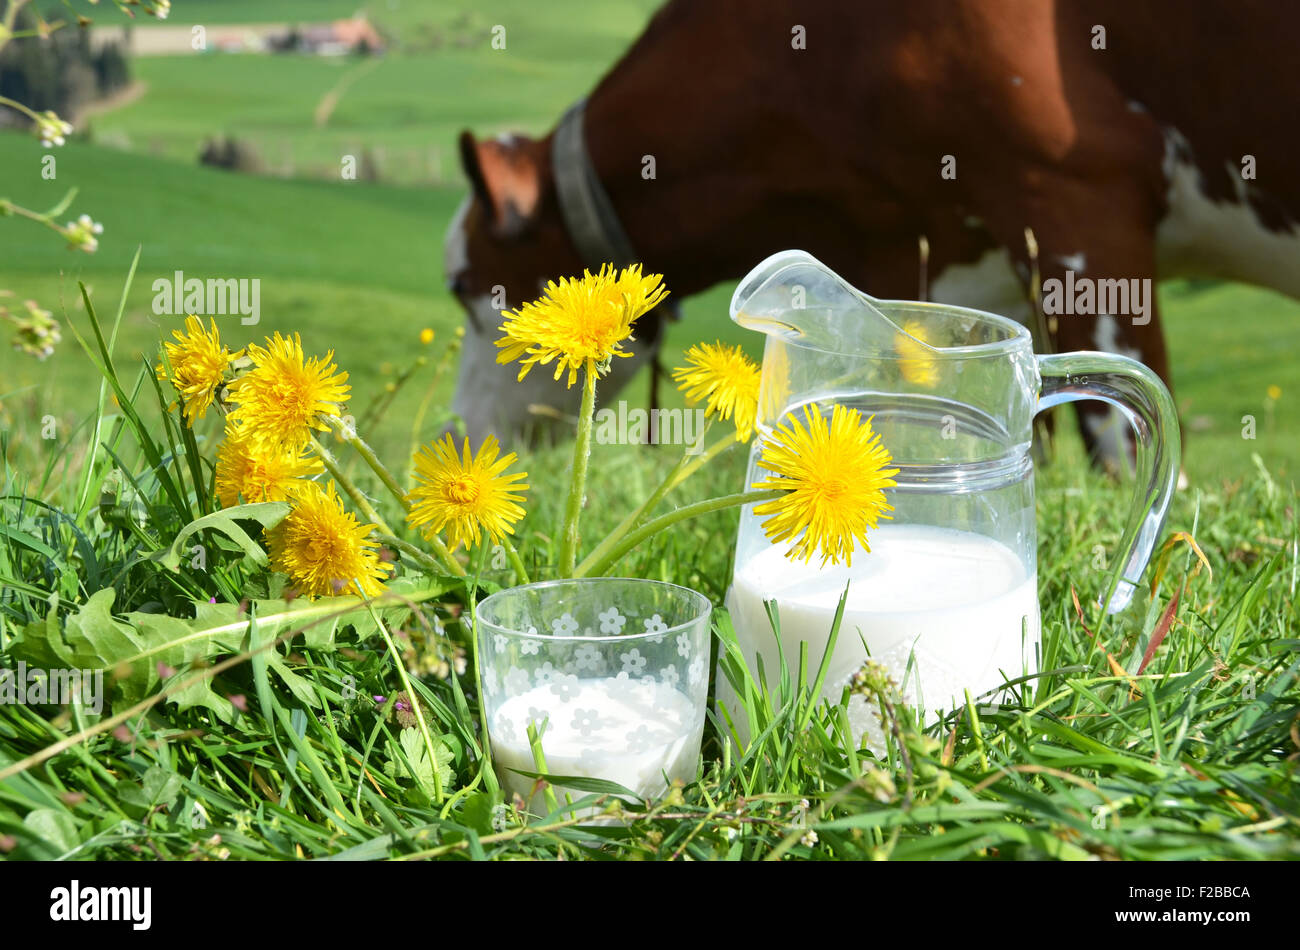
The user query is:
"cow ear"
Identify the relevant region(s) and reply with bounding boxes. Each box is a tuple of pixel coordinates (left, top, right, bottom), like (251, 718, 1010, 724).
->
(458, 131, 541, 240)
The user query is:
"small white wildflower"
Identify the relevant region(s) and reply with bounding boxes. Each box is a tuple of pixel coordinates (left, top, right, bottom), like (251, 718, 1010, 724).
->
(63, 214, 103, 253)
(34, 110, 71, 148)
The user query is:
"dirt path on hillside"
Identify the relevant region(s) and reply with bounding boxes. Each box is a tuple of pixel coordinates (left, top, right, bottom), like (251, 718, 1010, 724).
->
(74, 81, 149, 124)
(313, 57, 382, 128)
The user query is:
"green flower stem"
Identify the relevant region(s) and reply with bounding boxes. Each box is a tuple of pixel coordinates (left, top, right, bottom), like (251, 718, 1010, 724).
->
(311, 434, 395, 536)
(330, 416, 411, 512)
(323, 418, 465, 577)
(574, 429, 738, 578)
(0, 93, 40, 123)
(557, 366, 598, 576)
(0, 195, 68, 239)
(501, 534, 531, 586)
(365, 598, 445, 805)
(575, 488, 782, 578)
(668, 431, 742, 489)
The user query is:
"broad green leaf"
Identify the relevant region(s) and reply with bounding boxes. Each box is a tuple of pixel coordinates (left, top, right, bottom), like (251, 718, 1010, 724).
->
(152, 502, 291, 571)
(385, 728, 454, 798)
(23, 808, 80, 856)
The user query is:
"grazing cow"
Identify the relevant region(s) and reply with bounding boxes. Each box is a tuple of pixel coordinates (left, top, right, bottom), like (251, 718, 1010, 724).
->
(444, 0, 1300, 465)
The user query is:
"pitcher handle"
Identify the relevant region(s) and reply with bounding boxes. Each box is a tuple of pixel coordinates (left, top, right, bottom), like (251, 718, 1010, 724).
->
(1036, 352, 1181, 614)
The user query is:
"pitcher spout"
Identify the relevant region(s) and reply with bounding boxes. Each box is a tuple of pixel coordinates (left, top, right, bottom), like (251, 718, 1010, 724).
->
(729, 250, 908, 355)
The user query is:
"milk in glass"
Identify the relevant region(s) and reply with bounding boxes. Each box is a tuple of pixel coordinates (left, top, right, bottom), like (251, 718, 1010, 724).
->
(491, 676, 704, 812)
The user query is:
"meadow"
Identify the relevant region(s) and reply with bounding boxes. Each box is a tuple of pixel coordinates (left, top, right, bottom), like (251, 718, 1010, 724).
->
(0, 0, 1296, 861)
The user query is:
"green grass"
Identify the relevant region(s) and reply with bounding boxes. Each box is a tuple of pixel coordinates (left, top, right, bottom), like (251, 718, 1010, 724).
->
(0, 280, 1295, 860)
(1, 0, 1297, 863)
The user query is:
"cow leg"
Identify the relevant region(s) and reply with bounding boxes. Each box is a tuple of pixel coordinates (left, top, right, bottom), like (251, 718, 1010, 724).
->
(975, 181, 1173, 473)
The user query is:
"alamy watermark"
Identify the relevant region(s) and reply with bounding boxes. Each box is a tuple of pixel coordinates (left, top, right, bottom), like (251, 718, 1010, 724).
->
(0, 662, 103, 714)
(152, 269, 260, 325)
(593, 401, 706, 453)
(1041, 270, 1152, 325)
(50, 880, 151, 930)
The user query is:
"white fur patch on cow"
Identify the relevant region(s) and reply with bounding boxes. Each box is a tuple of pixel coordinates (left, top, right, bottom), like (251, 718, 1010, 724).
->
(1056, 251, 1087, 273)
(443, 197, 471, 283)
(930, 247, 1032, 328)
(1092, 312, 1142, 361)
(1155, 128, 1300, 297)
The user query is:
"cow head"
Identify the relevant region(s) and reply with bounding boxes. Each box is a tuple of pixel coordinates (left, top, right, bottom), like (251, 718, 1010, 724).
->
(444, 131, 664, 445)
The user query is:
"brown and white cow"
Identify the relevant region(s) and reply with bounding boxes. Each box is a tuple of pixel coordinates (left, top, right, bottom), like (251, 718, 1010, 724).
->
(444, 0, 1300, 464)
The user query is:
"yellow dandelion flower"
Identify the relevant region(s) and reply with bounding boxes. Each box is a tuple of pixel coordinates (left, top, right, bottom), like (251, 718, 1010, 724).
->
(407, 433, 529, 551)
(155, 315, 235, 425)
(751, 402, 899, 567)
(419, 327, 435, 345)
(673, 341, 761, 441)
(225, 332, 350, 452)
(1267, 384, 1281, 401)
(265, 480, 392, 599)
(496, 263, 669, 387)
(897, 318, 939, 386)
(214, 425, 324, 507)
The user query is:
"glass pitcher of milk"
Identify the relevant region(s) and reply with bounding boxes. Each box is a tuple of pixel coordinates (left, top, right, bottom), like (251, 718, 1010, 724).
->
(721, 250, 1180, 745)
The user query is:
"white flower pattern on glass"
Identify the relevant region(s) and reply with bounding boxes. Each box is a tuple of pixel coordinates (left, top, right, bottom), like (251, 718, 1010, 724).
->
(688, 656, 706, 687)
(573, 642, 602, 672)
(550, 673, 580, 702)
(570, 708, 600, 736)
(484, 668, 499, 694)
(620, 648, 648, 675)
(534, 661, 558, 685)
(493, 634, 508, 652)
(643, 613, 669, 643)
(551, 612, 579, 636)
(661, 665, 680, 688)
(605, 670, 631, 696)
(504, 666, 530, 695)
(520, 638, 540, 656)
(626, 724, 654, 754)
(598, 607, 626, 634)
(676, 632, 692, 658)
(494, 713, 514, 735)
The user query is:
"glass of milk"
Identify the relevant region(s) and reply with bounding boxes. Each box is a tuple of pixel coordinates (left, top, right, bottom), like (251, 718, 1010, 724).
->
(475, 578, 712, 816)
(721, 250, 1181, 745)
